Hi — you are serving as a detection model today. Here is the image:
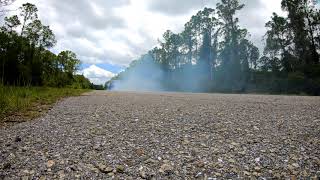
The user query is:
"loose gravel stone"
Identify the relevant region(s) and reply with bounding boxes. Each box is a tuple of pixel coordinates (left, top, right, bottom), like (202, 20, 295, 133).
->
(0, 91, 320, 179)
(116, 165, 125, 173)
(47, 160, 55, 168)
(159, 163, 174, 175)
(139, 168, 147, 179)
(97, 164, 113, 173)
(14, 136, 21, 142)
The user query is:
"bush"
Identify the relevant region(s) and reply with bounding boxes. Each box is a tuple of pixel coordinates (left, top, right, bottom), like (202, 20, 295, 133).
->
(71, 75, 92, 89)
(287, 72, 305, 94)
(306, 78, 320, 96)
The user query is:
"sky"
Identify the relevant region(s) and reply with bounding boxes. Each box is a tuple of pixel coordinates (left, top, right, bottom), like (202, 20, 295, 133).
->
(6, 0, 285, 85)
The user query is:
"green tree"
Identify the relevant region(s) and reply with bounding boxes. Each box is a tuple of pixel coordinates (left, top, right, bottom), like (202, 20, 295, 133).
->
(1, 15, 20, 32)
(0, 3, 90, 88)
(24, 20, 56, 48)
(20, 3, 38, 36)
(181, 22, 195, 65)
(217, 0, 247, 90)
(264, 13, 295, 72)
(158, 30, 182, 70)
(58, 51, 80, 75)
(281, 0, 319, 65)
(196, 8, 218, 81)
(250, 45, 260, 70)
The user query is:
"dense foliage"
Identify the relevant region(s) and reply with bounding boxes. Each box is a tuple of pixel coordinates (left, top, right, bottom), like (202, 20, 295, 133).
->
(109, 0, 320, 95)
(0, 3, 93, 89)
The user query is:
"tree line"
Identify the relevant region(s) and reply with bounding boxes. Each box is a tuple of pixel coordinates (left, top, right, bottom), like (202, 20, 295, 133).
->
(109, 0, 320, 95)
(0, 2, 95, 89)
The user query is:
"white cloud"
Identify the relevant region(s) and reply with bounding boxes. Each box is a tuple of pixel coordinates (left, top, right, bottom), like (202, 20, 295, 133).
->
(80, 65, 115, 85)
(6, 0, 284, 68)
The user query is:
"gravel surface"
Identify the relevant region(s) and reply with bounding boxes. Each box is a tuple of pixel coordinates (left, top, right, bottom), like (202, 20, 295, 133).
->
(1, 91, 320, 179)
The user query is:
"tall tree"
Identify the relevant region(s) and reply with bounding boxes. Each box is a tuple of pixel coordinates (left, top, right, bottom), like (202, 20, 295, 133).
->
(181, 22, 195, 65)
(238, 39, 260, 87)
(159, 30, 182, 70)
(281, 0, 319, 64)
(217, 0, 246, 89)
(24, 20, 56, 48)
(197, 8, 218, 81)
(264, 13, 295, 72)
(249, 45, 260, 70)
(19, 3, 38, 36)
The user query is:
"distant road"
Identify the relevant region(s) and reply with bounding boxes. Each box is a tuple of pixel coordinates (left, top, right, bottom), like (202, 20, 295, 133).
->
(1, 91, 320, 179)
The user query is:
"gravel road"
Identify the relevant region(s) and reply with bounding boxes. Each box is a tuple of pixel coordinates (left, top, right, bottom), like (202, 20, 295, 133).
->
(1, 91, 320, 179)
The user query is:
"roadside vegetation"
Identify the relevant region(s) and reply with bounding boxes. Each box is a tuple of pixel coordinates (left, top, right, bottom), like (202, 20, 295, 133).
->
(0, 2, 100, 123)
(0, 3, 93, 88)
(0, 85, 90, 123)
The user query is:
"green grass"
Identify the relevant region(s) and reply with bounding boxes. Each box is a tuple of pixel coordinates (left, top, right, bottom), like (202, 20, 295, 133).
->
(0, 85, 90, 122)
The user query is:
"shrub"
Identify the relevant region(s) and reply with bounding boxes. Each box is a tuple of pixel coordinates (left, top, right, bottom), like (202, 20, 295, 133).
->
(287, 72, 305, 94)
